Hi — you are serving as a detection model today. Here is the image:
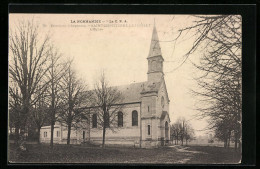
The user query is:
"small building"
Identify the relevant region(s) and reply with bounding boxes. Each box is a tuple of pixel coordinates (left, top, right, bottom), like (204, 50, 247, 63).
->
(40, 25, 171, 148)
(40, 124, 89, 144)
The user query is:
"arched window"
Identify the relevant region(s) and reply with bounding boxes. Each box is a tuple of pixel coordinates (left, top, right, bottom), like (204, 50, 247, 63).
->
(132, 110, 138, 126)
(92, 114, 97, 128)
(118, 112, 123, 127)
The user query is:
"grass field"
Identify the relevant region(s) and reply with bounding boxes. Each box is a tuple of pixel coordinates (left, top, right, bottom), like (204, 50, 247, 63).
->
(8, 143, 241, 164)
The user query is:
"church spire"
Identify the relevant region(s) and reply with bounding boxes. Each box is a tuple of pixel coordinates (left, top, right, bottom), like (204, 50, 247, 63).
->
(148, 24, 162, 58)
(147, 23, 164, 82)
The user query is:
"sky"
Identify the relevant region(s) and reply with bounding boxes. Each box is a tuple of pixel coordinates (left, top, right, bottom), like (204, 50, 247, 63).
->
(9, 14, 210, 136)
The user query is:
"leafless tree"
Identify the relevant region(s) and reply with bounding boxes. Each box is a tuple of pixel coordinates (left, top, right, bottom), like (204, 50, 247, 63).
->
(170, 117, 184, 145)
(45, 47, 66, 148)
(176, 15, 241, 151)
(9, 87, 23, 143)
(92, 72, 124, 148)
(171, 117, 195, 146)
(9, 19, 52, 143)
(31, 85, 49, 144)
(170, 122, 182, 145)
(183, 122, 195, 146)
(58, 59, 90, 145)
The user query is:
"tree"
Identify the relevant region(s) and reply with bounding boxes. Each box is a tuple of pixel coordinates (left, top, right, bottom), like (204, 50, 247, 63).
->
(183, 122, 195, 146)
(31, 85, 49, 143)
(171, 117, 195, 146)
(58, 59, 90, 145)
(9, 87, 23, 143)
(9, 19, 52, 143)
(170, 121, 182, 145)
(175, 117, 186, 146)
(45, 47, 66, 148)
(176, 15, 242, 151)
(92, 72, 124, 148)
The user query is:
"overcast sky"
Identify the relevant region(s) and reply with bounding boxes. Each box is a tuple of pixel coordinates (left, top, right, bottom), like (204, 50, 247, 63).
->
(9, 14, 210, 136)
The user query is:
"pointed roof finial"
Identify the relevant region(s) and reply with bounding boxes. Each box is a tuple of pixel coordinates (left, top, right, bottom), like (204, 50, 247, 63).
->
(154, 18, 156, 27)
(148, 20, 162, 58)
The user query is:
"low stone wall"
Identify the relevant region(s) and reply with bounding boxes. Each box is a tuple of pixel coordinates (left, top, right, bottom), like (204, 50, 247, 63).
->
(90, 137, 140, 147)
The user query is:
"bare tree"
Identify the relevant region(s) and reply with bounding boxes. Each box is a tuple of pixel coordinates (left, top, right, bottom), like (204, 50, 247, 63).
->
(92, 72, 124, 148)
(175, 15, 242, 151)
(45, 48, 66, 148)
(9, 19, 52, 143)
(58, 59, 90, 145)
(171, 117, 195, 146)
(31, 86, 49, 144)
(183, 122, 195, 146)
(171, 118, 182, 144)
(9, 87, 23, 144)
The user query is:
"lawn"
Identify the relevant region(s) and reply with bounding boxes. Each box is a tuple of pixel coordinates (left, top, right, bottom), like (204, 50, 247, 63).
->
(8, 143, 241, 164)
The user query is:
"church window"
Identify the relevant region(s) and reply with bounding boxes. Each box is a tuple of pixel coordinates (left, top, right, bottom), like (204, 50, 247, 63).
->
(132, 110, 138, 126)
(148, 106, 150, 112)
(148, 125, 151, 135)
(56, 131, 60, 137)
(118, 112, 123, 127)
(92, 114, 97, 128)
(44, 131, 47, 137)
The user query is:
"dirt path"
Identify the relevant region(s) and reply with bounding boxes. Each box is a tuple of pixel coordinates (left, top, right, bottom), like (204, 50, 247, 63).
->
(167, 145, 207, 164)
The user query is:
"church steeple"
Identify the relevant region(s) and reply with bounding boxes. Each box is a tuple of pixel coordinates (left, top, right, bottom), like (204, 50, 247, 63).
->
(147, 24, 164, 82)
(148, 25, 162, 58)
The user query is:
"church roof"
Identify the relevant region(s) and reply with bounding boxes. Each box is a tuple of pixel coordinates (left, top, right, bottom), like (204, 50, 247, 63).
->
(116, 81, 161, 104)
(160, 111, 169, 120)
(148, 25, 162, 58)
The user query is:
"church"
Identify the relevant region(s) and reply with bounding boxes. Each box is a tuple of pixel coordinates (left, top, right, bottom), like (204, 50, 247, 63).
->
(40, 25, 171, 148)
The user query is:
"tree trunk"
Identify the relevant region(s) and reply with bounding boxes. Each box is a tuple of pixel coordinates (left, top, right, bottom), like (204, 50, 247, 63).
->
(67, 123, 71, 145)
(50, 121, 54, 148)
(50, 70, 56, 149)
(227, 133, 230, 148)
(182, 121, 184, 146)
(102, 126, 106, 148)
(15, 123, 20, 145)
(224, 138, 227, 148)
(234, 133, 238, 151)
(37, 126, 41, 144)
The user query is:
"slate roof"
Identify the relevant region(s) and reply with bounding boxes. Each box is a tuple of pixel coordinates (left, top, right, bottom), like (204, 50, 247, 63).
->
(116, 81, 162, 104)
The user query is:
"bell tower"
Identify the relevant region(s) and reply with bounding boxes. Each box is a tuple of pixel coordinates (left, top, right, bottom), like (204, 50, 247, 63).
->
(147, 25, 164, 82)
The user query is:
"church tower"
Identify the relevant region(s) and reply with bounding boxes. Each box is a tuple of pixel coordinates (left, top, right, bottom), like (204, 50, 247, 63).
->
(147, 25, 164, 82)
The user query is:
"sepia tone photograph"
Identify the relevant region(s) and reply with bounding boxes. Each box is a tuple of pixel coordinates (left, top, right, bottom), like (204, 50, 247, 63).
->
(8, 13, 242, 164)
